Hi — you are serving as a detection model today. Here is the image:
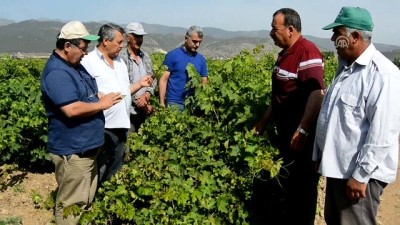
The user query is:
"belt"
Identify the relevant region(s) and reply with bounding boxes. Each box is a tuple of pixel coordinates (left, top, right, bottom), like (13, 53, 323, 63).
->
(63, 147, 99, 160)
(75, 147, 99, 157)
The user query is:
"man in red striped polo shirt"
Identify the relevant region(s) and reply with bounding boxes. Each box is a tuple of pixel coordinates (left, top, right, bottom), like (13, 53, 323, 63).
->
(253, 8, 325, 225)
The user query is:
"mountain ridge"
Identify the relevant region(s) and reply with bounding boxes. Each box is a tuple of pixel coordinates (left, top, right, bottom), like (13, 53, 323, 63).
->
(1, 19, 399, 60)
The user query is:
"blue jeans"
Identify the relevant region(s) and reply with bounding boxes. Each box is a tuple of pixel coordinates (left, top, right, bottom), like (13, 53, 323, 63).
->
(98, 128, 128, 184)
(167, 102, 184, 111)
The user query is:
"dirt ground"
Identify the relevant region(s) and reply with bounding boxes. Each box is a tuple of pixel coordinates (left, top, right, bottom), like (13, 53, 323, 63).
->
(0, 171, 56, 225)
(0, 166, 399, 225)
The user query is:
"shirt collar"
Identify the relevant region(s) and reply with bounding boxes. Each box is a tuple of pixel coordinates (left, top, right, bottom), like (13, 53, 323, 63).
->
(125, 47, 144, 59)
(94, 46, 105, 60)
(53, 50, 68, 64)
(279, 36, 304, 56)
(181, 45, 197, 56)
(94, 46, 122, 63)
(355, 43, 375, 66)
(338, 43, 376, 72)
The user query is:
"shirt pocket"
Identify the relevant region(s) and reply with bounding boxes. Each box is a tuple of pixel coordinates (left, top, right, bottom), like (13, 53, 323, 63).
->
(339, 93, 363, 125)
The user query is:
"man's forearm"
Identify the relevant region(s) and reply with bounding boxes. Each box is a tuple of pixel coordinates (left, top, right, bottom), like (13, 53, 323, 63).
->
(130, 83, 142, 94)
(159, 80, 167, 105)
(159, 71, 170, 106)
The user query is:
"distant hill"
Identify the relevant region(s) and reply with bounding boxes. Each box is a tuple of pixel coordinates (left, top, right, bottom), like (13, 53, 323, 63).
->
(0, 18, 14, 26)
(0, 19, 399, 60)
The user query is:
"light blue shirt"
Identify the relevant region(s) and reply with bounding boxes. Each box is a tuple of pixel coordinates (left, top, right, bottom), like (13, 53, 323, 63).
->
(313, 44, 400, 184)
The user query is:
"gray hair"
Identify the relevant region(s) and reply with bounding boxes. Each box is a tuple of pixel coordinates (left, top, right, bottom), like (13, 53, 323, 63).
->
(186, 26, 203, 38)
(345, 27, 372, 43)
(97, 23, 124, 43)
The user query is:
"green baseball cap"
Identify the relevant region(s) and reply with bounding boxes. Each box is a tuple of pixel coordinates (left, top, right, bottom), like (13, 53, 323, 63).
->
(322, 7, 374, 31)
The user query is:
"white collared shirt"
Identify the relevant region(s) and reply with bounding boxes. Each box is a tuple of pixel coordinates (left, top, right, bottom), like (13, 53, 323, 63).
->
(313, 44, 400, 184)
(81, 47, 131, 129)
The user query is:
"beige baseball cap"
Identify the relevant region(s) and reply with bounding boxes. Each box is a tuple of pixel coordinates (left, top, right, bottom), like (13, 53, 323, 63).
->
(58, 21, 100, 41)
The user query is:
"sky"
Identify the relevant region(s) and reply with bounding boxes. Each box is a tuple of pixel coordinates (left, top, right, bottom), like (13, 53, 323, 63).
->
(1, 0, 400, 46)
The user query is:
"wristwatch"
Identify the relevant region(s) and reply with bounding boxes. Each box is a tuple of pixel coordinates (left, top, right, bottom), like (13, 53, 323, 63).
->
(297, 126, 309, 137)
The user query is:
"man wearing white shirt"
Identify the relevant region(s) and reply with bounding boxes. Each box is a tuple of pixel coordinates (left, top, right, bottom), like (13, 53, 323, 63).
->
(314, 7, 400, 225)
(82, 23, 153, 184)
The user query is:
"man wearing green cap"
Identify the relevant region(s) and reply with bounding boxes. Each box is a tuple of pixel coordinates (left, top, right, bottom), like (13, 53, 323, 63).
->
(314, 7, 400, 225)
(41, 21, 122, 224)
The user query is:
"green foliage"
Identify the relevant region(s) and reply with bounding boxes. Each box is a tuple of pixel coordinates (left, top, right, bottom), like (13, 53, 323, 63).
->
(31, 190, 43, 205)
(151, 52, 167, 80)
(323, 53, 339, 86)
(83, 46, 283, 224)
(0, 56, 49, 166)
(43, 190, 57, 210)
(64, 204, 83, 218)
(322, 51, 335, 62)
(393, 55, 400, 68)
(1, 46, 341, 224)
(0, 164, 18, 190)
(12, 183, 25, 193)
(0, 216, 23, 225)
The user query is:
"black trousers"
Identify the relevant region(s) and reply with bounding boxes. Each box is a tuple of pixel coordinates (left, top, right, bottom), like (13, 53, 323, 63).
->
(250, 151, 320, 225)
(130, 113, 147, 133)
(97, 128, 128, 184)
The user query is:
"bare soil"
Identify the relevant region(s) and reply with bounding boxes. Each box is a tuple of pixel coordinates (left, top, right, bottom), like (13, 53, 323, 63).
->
(0, 166, 399, 225)
(0, 171, 56, 225)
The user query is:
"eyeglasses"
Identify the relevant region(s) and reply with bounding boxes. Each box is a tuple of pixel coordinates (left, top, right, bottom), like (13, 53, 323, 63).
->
(70, 42, 89, 53)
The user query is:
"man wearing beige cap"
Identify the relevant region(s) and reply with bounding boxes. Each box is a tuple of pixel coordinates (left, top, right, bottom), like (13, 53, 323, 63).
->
(120, 22, 156, 132)
(41, 21, 121, 224)
(314, 7, 400, 225)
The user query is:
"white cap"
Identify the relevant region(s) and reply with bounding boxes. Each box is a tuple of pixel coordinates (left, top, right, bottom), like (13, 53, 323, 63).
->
(58, 21, 99, 41)
(125, 22, 147, 35)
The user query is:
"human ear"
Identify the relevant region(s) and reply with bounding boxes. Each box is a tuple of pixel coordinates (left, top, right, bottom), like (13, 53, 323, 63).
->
(288, 26, 294, 37)
(351, 31, 361, 43)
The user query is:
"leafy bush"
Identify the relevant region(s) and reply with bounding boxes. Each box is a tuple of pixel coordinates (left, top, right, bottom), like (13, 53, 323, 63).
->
(323, 53, 339, 86)
(0, 47, 342, 224)
(0, 56, 49, 166)
(82, 46, 282, 224)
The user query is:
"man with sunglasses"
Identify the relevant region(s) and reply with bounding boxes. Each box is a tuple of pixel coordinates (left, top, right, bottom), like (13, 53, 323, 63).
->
(41, 21, 121, 224)
(159, 26, 208, 110)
